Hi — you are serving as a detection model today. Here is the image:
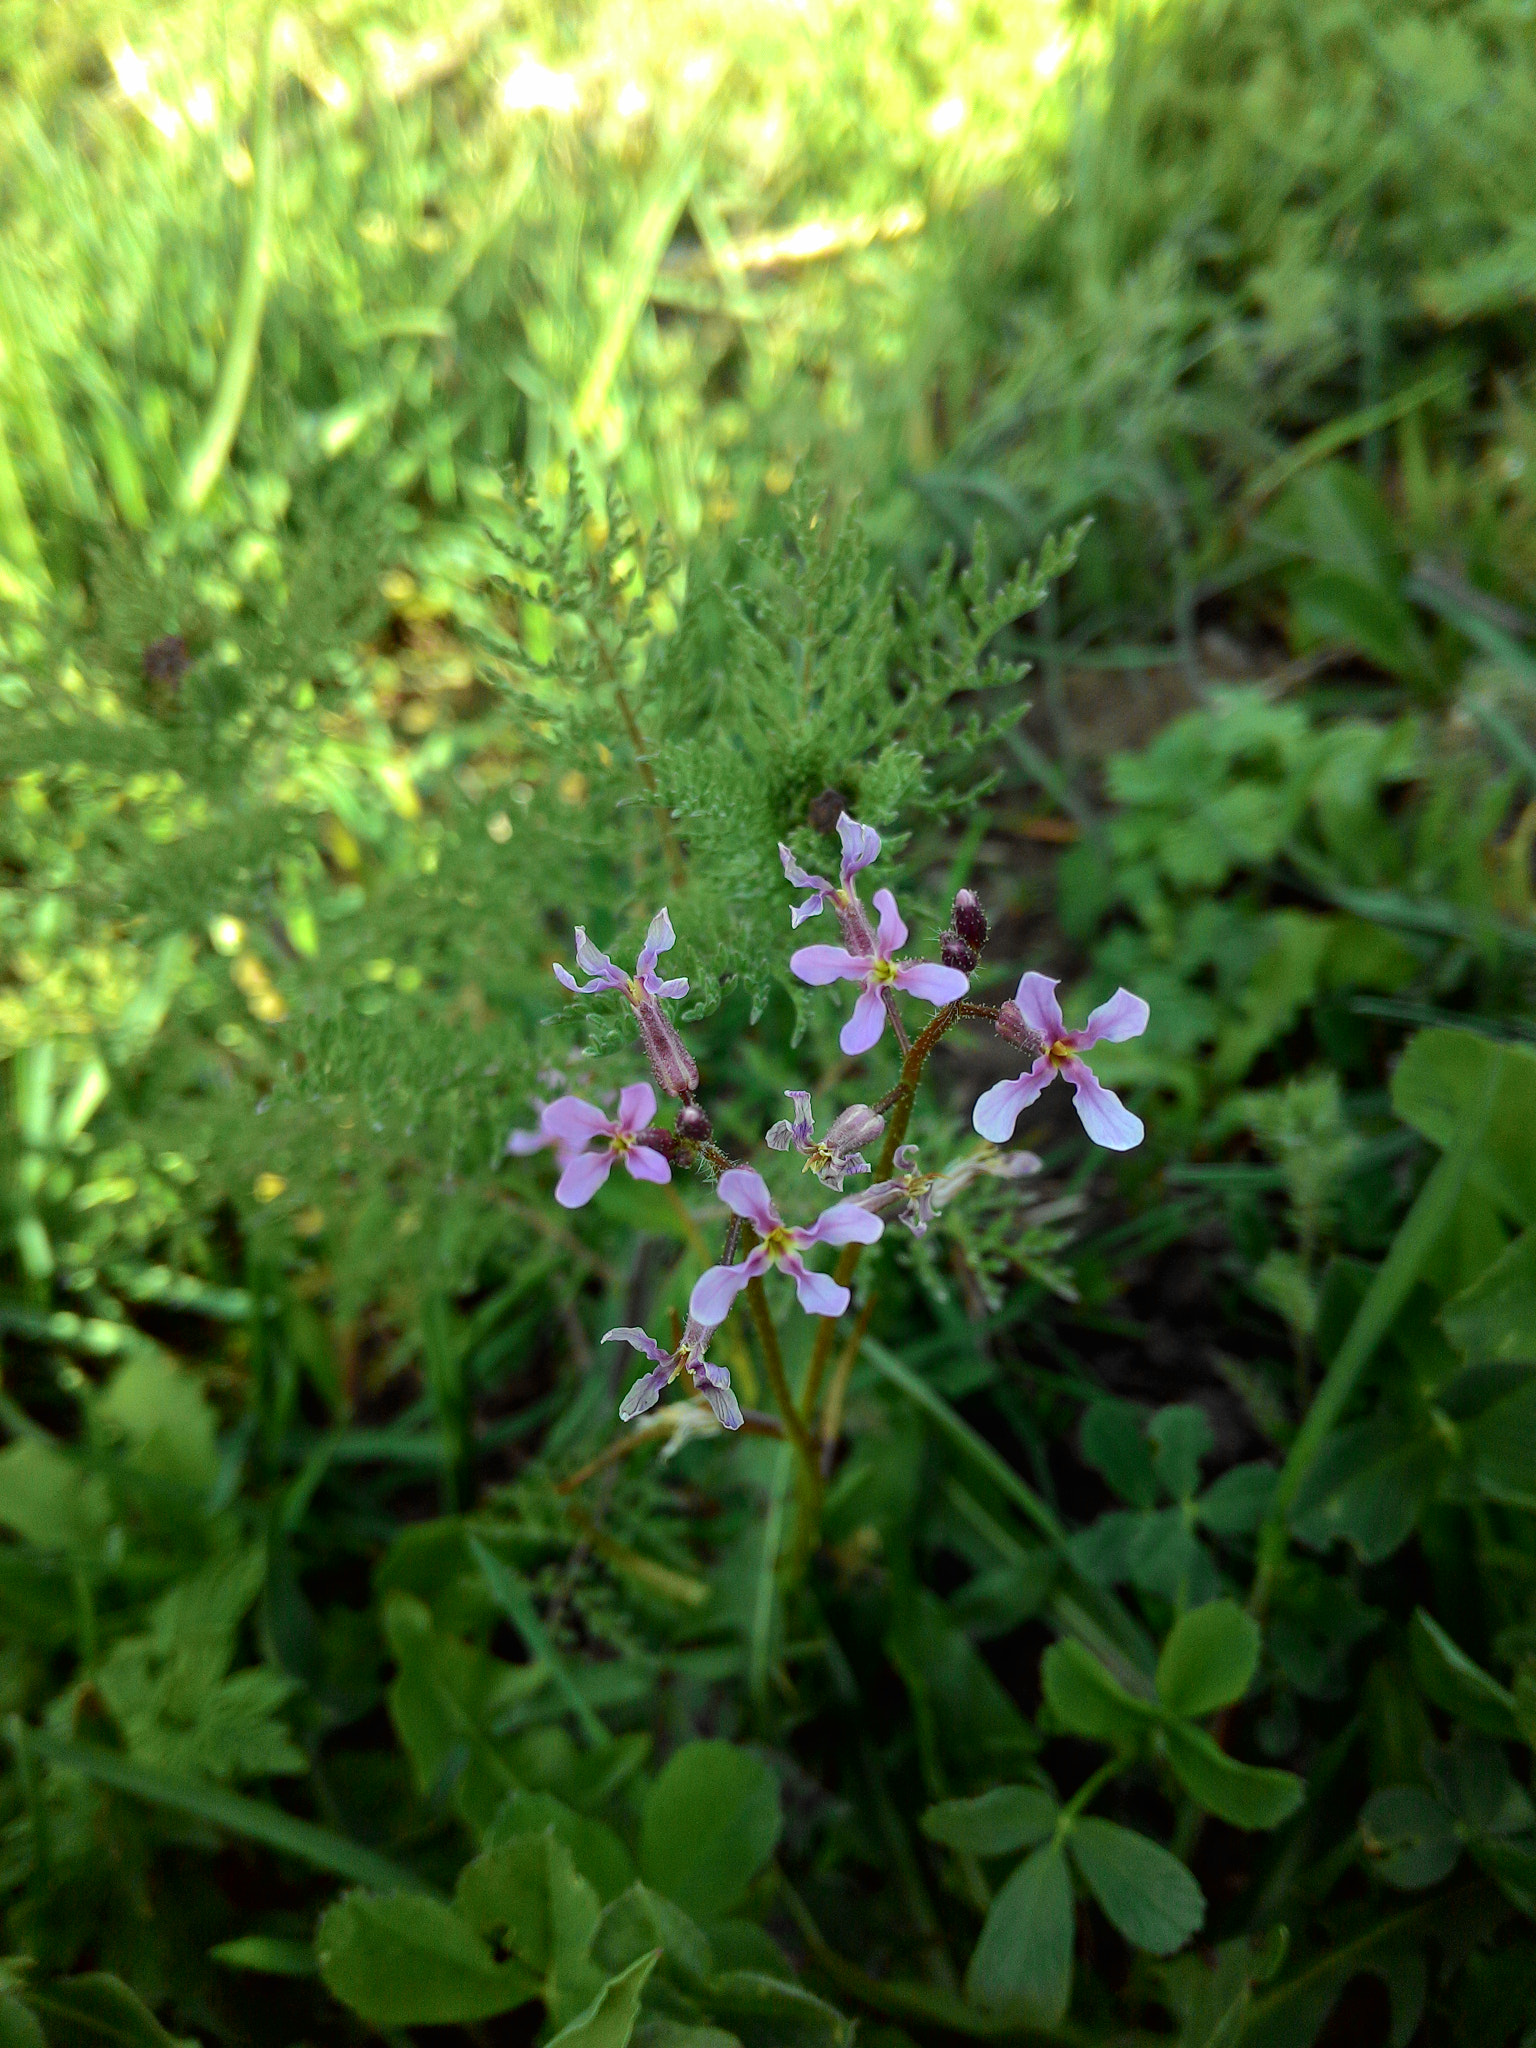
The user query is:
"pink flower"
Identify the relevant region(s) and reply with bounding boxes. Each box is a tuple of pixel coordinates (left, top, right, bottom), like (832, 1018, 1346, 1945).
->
(688, 1169, 883, 1322)
(551, 908, 697, 1098)
(540, 1083, 672, 1207)
(779, 812, 882, 948)
(972, 973, 1149, 1151)
(765, 1091, 883, 1190)
(791, 889, 970, 1055)
(606, 1316, 741, 1431)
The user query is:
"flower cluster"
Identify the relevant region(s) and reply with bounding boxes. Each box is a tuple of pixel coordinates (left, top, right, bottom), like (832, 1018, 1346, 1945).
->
(508, 811, 1148, 1438)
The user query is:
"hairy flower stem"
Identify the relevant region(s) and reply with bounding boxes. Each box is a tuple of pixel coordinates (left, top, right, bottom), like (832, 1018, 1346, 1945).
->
(800, 1000, 965, 1424)
(743, 1272, 823, 1524)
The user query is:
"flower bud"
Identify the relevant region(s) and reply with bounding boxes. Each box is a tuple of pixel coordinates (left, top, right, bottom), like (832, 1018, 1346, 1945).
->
(996, 999, 1047, 1061)
(634, 996, 700, 1099)
(637, 1127, 680, 1161)
(826, 1102, 885, 1153)
(675, 1103, 712, 1144)
(940, 932, 979, 972)
(952, 888, 988, 952)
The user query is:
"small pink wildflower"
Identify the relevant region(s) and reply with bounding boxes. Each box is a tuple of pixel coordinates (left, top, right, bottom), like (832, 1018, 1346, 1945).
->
(688, 1169, 883, 1323)
(972, 973, 1149, 1151)
(765, 1092, 883, 1190)
(792, 889, 970, 1055)
(779, 812, 882, 948)
(540, 1083, 672, 1207)
(552, 908, 697, 1097)
(606, 1316, 741, 1431)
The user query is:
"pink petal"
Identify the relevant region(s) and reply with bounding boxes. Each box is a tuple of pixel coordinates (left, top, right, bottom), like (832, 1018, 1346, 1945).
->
(688, 1250, 766, 1326)
(796, 1200, 885, 1249)
(619, 1363, 678, 1420)
(1075, 987, 1150, 1049)
(625, 1145, 672, 1185)
(1012, 971, 1066, 1045)
(701, 1382, 744, 1430)
(716, 1168, 781, 1235)
(643, 973, 689, 1000)
(555, 1148, 615, 1208)
(791, 943, 868, 986)
(789, 898, 826, 928)
(971, 1064, 1054, 1143)
(552, 963, 581, 992)
(1061, 1058, 1144, 1151)
(839, 987, 888, 1056)
(779, 1252, 850, 1318)
(602, 1325, 671, 1368)
(505, 1126, 550, 1155)
(541, 1095, 614, 1146)
(645, 908, 676, 956)
(895, 961, 970, 1006)
(616, 1082, 657, 1132)
(574, 928, 622, 982)
(836, 813, 881, 879)
(780, 844, 832, 894)
(871, 888, 908, 956)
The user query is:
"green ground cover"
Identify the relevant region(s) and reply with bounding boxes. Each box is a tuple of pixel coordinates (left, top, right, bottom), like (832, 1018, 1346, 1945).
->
(7, 2, 1536, 2044)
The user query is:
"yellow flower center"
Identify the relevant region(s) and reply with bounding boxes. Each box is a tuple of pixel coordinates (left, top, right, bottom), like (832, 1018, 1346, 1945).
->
(1049, 1039, 1075, 1068)
(870, 957, 899, 985)
(763, 1225, 793, 1260)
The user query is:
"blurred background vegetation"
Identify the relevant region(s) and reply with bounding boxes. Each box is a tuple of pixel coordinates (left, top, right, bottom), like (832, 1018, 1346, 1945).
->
(9, 0, 1536, 2041)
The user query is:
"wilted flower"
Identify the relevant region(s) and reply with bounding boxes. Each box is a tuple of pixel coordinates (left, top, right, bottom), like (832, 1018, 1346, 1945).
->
(973, 973, 1149, 1151)
(606, 1315, 741, 1430)
(791, 889, 970, 1055)
(538, 1083, 672, 1207)
(779, 812, 882, 949)
(552, 907, 698, 1097)
(854, 1141, 1042, 1238)
(689, 1169, 884, 1322)
(765, 1091, 884, 1190)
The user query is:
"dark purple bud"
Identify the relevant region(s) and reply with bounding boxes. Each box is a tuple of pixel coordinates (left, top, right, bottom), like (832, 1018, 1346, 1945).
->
(996, 999, 1047, 1060)
(952, 888, 988, 953)
(637, 1127, 680, 1162)
(675, 1104, 712, 1144)
(940, 932, 979, 972)
(808, 787, 851, 835)
(143, 635, 189, 687)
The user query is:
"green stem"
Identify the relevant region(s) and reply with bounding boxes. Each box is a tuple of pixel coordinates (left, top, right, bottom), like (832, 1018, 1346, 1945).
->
(1249, 1080, 1494, 1619)
(179, 0, 279, 512)
(801, 1000, 965, 1422)
(745, 1274, 820, 1495)
(1056, 1756, 1124, 1833)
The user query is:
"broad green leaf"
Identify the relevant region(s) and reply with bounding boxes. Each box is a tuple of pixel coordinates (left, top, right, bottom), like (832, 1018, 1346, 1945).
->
(208, 1936, 316, 1975)
(1460, 1378, 1536, 1509)
(633, 2027, 741, 2048)
(0, 1993, 45, 2048)
(1287, 1418, 1441, 1563)
(1391, 1029, 1536, 1226)
(965, 1842, 1074, 2023)
(1409, 1610, 1518, 1737)
(592, 1883, 714, 1988)
(640, 1742, 781, 1919)
(23, 1976, 185, 2048)
(886, 1588, 1040, 1775)
(704, 1923, 792, 1978)
(1424, 1735, 1534, 1836)
(1156, 1601, 1261, 1719)
(1080, 1400, 1157, 1507)
(98, 1354, 218, 1493)
(705, 1973, 851, 2048)
(1359, 1787, 1459, 1889)
(921, 1786, 1058, 1857)
(1067, 1819, 1204, 1955)
(1040, 1640, 1155, 1744)
(0, 1438, 110, 1552)
(488, 1790, 635, 1902)
(1162, 1724, 1304, 1830)
(1148, 1406, 1214, 1503)
(1196, 1462, 1277, 1538)
(1441, 1228, 1536, 1364)
(546, 1952, 659, 2048)
(1154, 1927, 1287, 2048)
(383, 1591, 537, 1828)
(316, 1890, 537, 2025)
